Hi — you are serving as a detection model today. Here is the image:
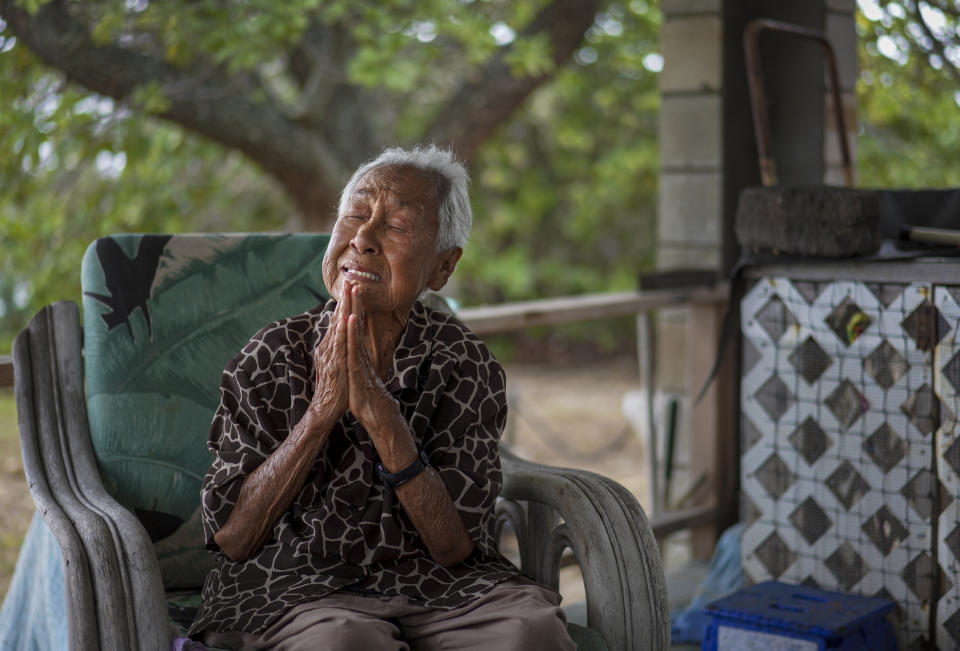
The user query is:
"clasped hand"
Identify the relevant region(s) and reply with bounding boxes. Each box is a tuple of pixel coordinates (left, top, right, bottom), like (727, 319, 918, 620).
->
(309, 282, 398, 431)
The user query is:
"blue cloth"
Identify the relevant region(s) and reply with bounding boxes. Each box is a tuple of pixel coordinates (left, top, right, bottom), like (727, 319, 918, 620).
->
(669, 522, 746, 644)
(0, 512, 68, 650)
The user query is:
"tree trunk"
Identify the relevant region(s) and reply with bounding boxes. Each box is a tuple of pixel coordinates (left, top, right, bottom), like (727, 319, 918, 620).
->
(274, 166, 343, 231)
(0, 0, 605, 234)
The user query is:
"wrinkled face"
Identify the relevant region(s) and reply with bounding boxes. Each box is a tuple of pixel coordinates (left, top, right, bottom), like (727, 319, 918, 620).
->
(322, 165, 460, 316)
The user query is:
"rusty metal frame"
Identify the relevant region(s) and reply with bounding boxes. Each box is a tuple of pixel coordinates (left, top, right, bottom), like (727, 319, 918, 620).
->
(743, 18, 854, 187)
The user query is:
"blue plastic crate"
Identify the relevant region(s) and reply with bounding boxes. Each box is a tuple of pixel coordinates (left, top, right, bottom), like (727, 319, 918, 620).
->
(701, 581, 896, 651)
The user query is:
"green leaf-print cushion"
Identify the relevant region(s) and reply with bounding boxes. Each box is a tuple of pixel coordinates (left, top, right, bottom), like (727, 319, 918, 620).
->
(82, 233, 331, 589)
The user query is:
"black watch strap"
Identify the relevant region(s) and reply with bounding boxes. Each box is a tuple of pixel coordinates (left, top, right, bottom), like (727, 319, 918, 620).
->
(377, 448, 430, 489)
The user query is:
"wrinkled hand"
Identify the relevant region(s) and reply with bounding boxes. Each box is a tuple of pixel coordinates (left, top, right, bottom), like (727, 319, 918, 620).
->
(308, 293, 348, 424)
(345, 283, 400, 430)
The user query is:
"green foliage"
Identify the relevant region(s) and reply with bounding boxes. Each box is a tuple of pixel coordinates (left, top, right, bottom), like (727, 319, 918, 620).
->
(0, 0, 664, 354)
(0, 30, 290, 351)
(461, 2, 661, 305)
(83, 235, 330, 527)
(856, 1, 960, 187)
(504, 33, 555, 77)
(7, 0, 960, 362)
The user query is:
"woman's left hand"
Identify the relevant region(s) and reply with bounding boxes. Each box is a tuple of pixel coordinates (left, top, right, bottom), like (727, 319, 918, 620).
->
(345, 283, 401, 431)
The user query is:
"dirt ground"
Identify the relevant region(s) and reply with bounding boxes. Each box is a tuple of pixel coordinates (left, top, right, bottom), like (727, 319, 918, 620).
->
(504, 355, 650, 501)
(0, 389, 32, 600)
(0, 356, 672, 607)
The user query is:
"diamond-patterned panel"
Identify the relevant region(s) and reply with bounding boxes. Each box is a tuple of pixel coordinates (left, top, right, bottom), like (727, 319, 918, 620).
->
(788, 417, 831, 465)
(755, 531, 795, 578)
(863, 423, 906, 473)
(863, 339, 908, 389)
(755, 374, 795, 422)
(902, 301, 949, 352)
(901, 469, 953, 520)
(794, 280, 822, 304)
(741, 493, 762, 526)
(944, 437, 960, 477)
(826, 380, 869, 430)
(755, 454, 796, 500)
(901, 384, 939, 436)
(945, 608, 960, 647)
(942, 350, 960, 395)
(866, 282, 904, 308)
(755, 296, 797, 342)
(938, 280, 960, 651)
(741, 276, 944, 649)
(825, 542, 867, 591)
(902, 552, 952, 602)
(875, 586, 908, 632)
(862, 506, 909, 556)
(741, 415, 762, 452)
(826, 460, 870, 510)
(742, 337, 762, 375)
(945, 523, 960, 562)
(790, 497, 832, 545)
(825, 296, 872, 345)
(788, 336, 832, 384)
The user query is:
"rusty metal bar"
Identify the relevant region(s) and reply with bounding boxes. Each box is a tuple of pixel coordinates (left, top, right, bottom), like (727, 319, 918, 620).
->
(743, 18, 854, 187)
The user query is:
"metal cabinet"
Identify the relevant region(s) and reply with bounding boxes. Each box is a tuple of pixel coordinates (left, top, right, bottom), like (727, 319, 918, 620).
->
(740, 260, 960, 650)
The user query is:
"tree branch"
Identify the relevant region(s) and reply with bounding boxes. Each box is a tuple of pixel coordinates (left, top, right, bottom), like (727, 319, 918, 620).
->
(287, 21, 344, 122)
(423, 0, 604, 162)
(286, 20, 381, 163)
(910, 0, 960, 87)
(0, 0, 350, 206)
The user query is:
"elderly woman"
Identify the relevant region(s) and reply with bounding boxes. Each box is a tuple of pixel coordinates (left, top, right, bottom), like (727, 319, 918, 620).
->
(188, 146, 576, 650)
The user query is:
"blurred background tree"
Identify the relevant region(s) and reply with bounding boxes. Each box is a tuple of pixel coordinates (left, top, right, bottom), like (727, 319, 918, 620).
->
(857, 0, 960, 187)
(2, 0, 960, 354)
(0, 0, 661, 352)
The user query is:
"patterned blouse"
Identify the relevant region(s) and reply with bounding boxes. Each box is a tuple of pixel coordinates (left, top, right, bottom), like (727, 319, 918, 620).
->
(188, 299, 519, 636)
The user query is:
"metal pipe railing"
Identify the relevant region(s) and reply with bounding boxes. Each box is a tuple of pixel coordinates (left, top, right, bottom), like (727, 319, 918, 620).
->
(0, 286, 731, 544)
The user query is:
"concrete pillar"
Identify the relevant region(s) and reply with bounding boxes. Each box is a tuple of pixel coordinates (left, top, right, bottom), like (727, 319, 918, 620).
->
(653, 0, 858, 553)
(658, 0, 724, 276)
(657, 0, 859, 277)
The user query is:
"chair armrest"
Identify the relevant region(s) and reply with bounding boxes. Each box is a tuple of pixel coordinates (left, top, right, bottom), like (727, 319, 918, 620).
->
(15, 302, 169, 651)
(14, 322, 99, 650)
(498, 447, 670, 650)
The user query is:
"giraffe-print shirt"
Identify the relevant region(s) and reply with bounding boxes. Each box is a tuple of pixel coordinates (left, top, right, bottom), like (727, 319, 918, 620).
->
(188, 299, 519, 636)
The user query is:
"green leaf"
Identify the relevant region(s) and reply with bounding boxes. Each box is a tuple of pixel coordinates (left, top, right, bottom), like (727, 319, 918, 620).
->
(82, 233, 331, 531)
(130, 81, 173, 114)
(83, 234, 330, 401)
(504, 33, 555, 77)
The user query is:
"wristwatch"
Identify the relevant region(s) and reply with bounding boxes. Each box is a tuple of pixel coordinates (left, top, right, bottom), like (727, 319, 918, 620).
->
(377, 448, 430, 489)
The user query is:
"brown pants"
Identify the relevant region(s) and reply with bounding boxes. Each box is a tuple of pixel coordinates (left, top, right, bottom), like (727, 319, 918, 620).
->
(203, 577, 577, 651)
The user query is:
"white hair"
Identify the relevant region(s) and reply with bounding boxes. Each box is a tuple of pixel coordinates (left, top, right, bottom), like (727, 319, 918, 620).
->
(337, 145, 473, 252)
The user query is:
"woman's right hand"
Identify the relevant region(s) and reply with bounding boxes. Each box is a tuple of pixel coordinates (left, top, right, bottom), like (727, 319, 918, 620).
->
(308, 289, 350, 425)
